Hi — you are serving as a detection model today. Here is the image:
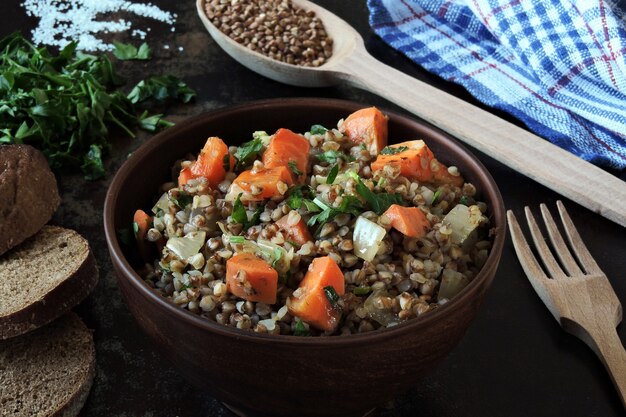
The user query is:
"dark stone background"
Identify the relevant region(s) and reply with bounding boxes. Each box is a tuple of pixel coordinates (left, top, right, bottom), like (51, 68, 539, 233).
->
(1, 1, 625, 416)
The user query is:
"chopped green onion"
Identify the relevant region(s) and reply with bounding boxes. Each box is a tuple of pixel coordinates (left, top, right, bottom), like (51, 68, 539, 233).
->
(432, 189, 442, 205)
(230, 236, 245, 244)
(353, 286, 372, 295)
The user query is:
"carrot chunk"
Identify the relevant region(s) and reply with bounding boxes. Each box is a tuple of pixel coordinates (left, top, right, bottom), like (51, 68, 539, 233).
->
(133, 209, 153, 262)
(288, 256, 345, 332)
(262, 128, 310, 183)
(371, 140, 434, 182)
(177, 166, 193, 188)
(179, 137, 234, 188)
(232, 166, 294, 200)
(275, 213, 313, 246)
(383, 204, 431, 238)
(226, 253, 278, 304)
(340, 107, 388, 155)
(429, 158, 465, 187)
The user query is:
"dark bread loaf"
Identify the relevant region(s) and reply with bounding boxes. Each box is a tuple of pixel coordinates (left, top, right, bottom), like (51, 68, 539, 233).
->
(0, 312, 95, 417)
(0, 225, 98, 340)
(0, 144, 61, 256)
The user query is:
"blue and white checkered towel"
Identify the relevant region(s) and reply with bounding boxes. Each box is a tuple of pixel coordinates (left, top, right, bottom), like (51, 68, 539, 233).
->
(367, 0, 626, 170)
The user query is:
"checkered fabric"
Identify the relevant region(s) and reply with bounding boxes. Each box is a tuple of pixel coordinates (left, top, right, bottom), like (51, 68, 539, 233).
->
(367, 0, 626, 169)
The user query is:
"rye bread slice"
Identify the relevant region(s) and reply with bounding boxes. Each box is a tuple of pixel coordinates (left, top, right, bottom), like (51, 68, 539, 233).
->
(0, 144, 61, 256)
(0, 225, 98, 340)
(0, 312, 95, 417)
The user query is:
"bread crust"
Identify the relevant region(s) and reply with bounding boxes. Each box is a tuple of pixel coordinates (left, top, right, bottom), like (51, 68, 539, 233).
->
(0, 226, 99, 340)
(0, 312, 96, 417)
(0, 144, 61, 256)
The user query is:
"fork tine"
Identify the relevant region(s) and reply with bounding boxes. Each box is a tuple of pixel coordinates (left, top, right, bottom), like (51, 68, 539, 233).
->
(507, 210, 550, 282)
(524, 206, 566, 279)
(556, 201, 603, 275)
(539, 203, 583, 277)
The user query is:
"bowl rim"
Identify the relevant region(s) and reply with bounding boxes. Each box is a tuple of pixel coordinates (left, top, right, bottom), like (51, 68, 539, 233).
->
(103, 97, 506, 346)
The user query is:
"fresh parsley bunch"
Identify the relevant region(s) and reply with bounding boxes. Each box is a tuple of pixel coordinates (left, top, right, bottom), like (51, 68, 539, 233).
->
(0, 33, 195, 179)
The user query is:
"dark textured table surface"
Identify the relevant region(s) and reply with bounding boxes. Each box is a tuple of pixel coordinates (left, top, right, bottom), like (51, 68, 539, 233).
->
(2, 1, 626, 416)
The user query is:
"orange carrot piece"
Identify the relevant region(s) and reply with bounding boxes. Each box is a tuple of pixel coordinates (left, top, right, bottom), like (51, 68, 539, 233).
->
(429, 158, 465, 187)
(184, 137, 234, 187)
(262, 128, 310, 183)
(177, 166, 193, 188)
(371, 140, 434, 182)
(226, 253, 278, 304)
(383, 204, 431, 238)
(288, 256, 345, 332)
(133, 209, 153, 262)
(233, 166, 294, 200)
(340, 107, 388, 155)
(275, 214, 313, 246)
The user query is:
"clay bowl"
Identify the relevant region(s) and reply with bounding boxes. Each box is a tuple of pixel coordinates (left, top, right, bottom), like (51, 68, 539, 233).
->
(104, 98, 506, 417)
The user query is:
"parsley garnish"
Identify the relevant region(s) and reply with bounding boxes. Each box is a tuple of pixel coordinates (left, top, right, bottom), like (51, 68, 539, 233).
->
(288, 160, 303, 177)
(294, 319, 310, 336)
(223, 153, 231, 172)
(286, 185, 317, 211)
(355, 177, 403, 215)
(307, 195, 363, 233)
(380, 146, 408, 155)
(326, 164, 339, 184)
(112, 41, 151, 60)
(127, 75, 196, 104)
(232, 194, 264, 229)
(459, 195, 469, 206)
(0, 33, 194, 179)
(310, 124, 327, 135)
(317, 150, 354, 165)
(171, 192, 193, 209)
(233, 138, 263, 171)
(323, 285, 341, 307)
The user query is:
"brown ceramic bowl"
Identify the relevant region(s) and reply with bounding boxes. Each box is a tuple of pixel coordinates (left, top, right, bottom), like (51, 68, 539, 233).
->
(104, 98, 505, 417)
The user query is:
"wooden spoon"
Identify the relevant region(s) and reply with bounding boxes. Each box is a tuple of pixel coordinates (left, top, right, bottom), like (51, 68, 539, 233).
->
(197, 0, 626, 228)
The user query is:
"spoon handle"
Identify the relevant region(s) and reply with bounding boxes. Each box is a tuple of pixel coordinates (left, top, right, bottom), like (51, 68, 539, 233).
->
(336, 48, 626, 227)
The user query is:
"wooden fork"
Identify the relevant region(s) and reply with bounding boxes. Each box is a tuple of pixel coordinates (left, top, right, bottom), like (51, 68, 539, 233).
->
(507, 201, 626, 407)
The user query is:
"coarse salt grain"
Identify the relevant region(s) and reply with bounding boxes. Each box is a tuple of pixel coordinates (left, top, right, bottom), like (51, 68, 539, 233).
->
(21, 0, 177, 51)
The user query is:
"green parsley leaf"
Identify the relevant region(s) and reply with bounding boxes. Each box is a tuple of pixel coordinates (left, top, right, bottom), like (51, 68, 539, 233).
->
(112, 41, 151, 60)
(294, 319, 310, 336)
(232, 194, 264, 229)
(302, 199, 321, 213)
(380, 146, 408, 155)
(459, 195, 469, 206)
(323, 285, 341, 307)
(310, 124, 327, 135)
(232, 194, 248, 225)
(286, 185, 315, 210)
(127, 75, 196, 104)
(132, 221, 139, 237)
(0, 33, 192, 179)
(288, 160, 303, 177)
(171, 192, 193, 209)
(233, 138, 263, 171)
(326, 164, 339, 184)
(271, 247, 282, 269)
(223, 153, 231, 172)
(355, 178, 403, 215)
(317, 150, 354, 165)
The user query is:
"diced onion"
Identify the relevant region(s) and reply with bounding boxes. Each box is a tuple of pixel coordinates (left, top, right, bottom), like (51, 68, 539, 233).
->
(151, 192, 170, 214)
(353, 216, 386, 262)
(442, 204, 485, 249)
(363, 288, 398, 327)
(166, 231, 206, 260)
(438, 268, 470, 301)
